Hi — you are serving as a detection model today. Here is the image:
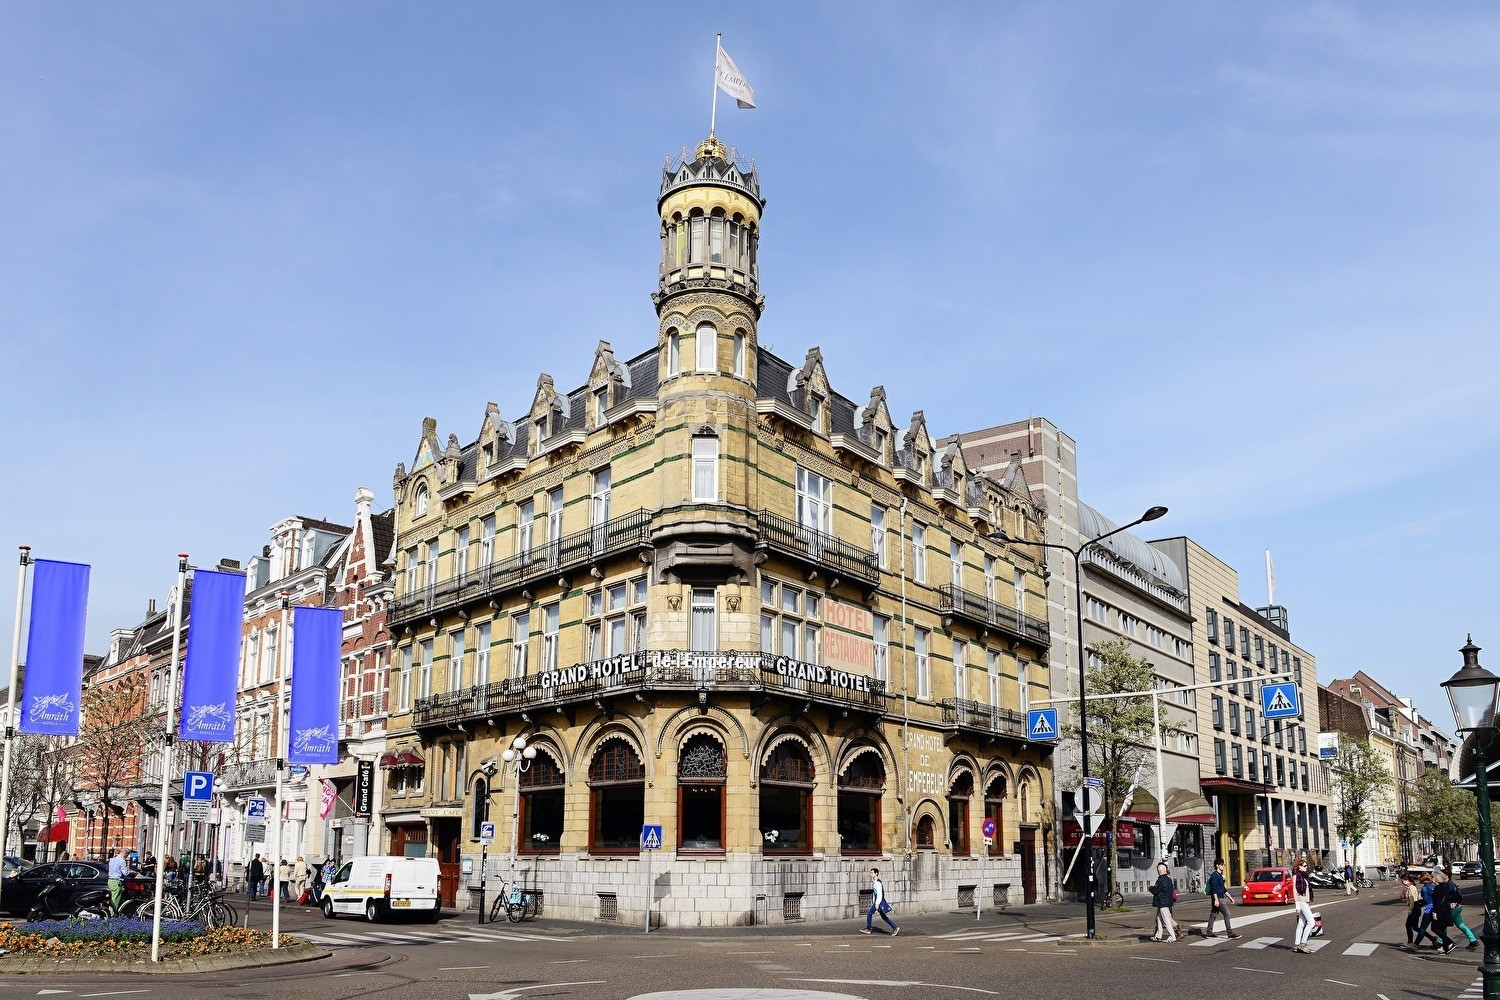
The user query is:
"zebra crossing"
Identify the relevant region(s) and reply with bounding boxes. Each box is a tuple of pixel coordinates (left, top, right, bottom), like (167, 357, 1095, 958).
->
(294, 923, 574, 949)
(933, 926, 1389, 958)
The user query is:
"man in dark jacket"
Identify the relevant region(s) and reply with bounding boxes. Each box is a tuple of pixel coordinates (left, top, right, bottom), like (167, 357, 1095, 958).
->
(1150, 862, 1178, 942)
(1431, 870, 1458, 954)
(1205, 860, 1241, 939)
(247, 853, 264, 902)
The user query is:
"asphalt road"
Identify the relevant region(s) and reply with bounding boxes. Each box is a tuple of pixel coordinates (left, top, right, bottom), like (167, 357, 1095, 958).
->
(1, 885, 1487, 1000)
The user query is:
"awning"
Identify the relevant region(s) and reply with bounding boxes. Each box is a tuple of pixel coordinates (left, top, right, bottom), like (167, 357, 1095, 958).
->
(39, 818, 70, 844)
(1200, 776, 1272, 795)
(397, 751, 425, 767)
(1125, 788, 1217, 827)
(378, 753, 399, 769)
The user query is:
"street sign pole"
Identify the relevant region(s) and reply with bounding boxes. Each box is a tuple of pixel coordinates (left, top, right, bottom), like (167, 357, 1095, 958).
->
(640, 823, 662, 933)
(644, 839, 652, 935)
(478, 844, 486, 925)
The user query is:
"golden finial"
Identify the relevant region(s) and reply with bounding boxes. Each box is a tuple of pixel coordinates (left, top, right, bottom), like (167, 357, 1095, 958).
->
(695, 134, 729, 163)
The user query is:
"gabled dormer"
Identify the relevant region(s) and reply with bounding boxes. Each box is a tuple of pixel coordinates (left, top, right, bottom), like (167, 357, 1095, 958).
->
(842, 386, 893, 467)
(477, 401, 523, 480)
(530, 373, 584, 459)
(895, 411, 933, 489)
(587, 340, 633, 430)
(402, 417, 442, 522)
(934, 441, 969, 508)
(438, 433, 478, 503)
(789, 347, 832, 436)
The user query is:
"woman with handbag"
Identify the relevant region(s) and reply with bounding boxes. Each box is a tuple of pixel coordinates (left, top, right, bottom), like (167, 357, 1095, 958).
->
(860, 867, 900, 936)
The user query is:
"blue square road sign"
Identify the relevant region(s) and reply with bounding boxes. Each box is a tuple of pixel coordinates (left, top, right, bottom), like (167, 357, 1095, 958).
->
(1027, 708, 1058, 742)
(1261, 682, 1301, 721)
(641, 824, 663, 851)
(183, 771, 214, 801)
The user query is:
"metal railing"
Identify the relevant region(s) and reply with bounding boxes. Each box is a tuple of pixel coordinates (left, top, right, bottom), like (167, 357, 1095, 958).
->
(389, 509, 654, 627)
(755, 510, 880, 588)
(941, 698, 1027, 740)
(936, 584, 1051, 647)
(221, 757, 278, 789)
(412, 650, 888, 727)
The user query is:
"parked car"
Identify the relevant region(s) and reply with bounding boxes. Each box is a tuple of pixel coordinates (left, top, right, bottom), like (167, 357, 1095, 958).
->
(320, 856, 441, 922)
(2, 855, 33, 877)
(0, 861, 109, 917)
(1241, 867, 1294, 906)
(1459, 861, 1483, 879)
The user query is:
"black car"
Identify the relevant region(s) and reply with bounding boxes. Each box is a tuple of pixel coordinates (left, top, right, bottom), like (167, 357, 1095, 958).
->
(1460, 861, 1484, 879)
(0, 861, 108, 917)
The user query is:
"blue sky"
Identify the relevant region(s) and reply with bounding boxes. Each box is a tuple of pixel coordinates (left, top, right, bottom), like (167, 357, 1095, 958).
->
(3, 3, 1497, 726)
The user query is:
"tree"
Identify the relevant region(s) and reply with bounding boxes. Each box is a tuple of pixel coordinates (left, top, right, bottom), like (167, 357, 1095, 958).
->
(1403, 766, 1478, 862)
(1060, 638, 1180, 901)
(1329, 737, 1389, 865)
(74, 676, 156, 856)
(3, 733, 72, 859)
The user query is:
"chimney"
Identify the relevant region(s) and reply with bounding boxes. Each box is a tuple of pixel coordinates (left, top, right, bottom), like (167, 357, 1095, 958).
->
(147, 598, 157, 617)
(356, 486, 375, 518)
(217, 557, 242, 573)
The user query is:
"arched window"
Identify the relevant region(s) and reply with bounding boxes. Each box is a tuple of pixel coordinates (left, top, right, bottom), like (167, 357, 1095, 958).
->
(588, 738, 645, 853)
(915, 814, 936, 850)
(732, 330, 746, 378)
(985, 774, 1007, 857)
(519, 748, 564, 854)
(667, 329, 681, 376)
(838, 750, 885, 854)
(949, 772, 973, 856)
(708, 209, 725, 264)
(415, 484, 429, 517)
(696, 322, 717, 373)
(677, 734, 726, 852)
(471, 776, 490, 840)
(689, 210, 706, 264)
(760, 738, 814, 854)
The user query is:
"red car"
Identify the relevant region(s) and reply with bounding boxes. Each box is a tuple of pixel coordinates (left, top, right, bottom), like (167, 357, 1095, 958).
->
(1241, 867, 1294, 906)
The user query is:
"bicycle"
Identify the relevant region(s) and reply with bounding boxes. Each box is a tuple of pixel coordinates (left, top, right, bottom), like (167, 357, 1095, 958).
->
(503, 884, 537, 922)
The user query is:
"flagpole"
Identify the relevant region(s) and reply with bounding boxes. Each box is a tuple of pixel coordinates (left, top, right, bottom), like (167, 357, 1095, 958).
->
(271, 593, 290, 949)
(151, 554, 189, 964)
(710, 33, 721, 137)
(1265, 550, 1274, 606)
(0, 546, 33, 905)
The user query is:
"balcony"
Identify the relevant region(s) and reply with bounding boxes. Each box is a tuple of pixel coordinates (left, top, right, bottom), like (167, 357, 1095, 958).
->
(936, 584, 1051, 648)
(389, 509, 654, 629)
(221, 758, 278, 790)
(941, 698, 1028, 742)
(413, 650, 888, 729)
(755, 510, 880, 589)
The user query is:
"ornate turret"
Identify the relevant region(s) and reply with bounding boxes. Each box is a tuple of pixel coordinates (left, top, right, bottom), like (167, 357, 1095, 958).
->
(654, 135, 764, 316)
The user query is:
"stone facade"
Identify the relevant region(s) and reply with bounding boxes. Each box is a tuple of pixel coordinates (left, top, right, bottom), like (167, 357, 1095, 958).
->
(376, 134, 1056, 926)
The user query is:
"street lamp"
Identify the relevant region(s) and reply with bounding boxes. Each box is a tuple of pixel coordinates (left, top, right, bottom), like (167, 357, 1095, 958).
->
(1443, 636, 1500, 999)
(500, 735, 538, 881)
(993, 503, 1167, 938)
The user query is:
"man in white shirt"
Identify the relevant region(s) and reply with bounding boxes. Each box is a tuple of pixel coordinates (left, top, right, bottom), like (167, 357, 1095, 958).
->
(107, 846, 129, 913)
(860, 867, 899, 936)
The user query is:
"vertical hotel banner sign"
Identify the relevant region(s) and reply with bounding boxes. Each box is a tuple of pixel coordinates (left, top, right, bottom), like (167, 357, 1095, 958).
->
(19, 560, 91, 736)
(178, 569, 246, 743)
(288, 605, 341, 765)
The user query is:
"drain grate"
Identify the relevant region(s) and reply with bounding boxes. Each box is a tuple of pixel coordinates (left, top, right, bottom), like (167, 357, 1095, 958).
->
(597, 892, 618, 921)
(783, 892, 803, 921)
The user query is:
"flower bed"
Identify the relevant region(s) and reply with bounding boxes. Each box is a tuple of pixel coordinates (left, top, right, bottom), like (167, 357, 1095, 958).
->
(0, 920, 281, 959)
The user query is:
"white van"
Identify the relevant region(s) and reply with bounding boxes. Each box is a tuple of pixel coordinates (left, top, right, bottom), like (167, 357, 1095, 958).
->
(321, 856, 442, 922)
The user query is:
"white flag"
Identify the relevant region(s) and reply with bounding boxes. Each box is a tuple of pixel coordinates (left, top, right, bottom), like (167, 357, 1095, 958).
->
(1266, 550, 1277, 599)
(716, 42, 756, 109)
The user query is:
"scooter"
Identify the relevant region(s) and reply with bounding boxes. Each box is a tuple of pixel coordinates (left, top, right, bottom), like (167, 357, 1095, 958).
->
(26, 875, 109, 922)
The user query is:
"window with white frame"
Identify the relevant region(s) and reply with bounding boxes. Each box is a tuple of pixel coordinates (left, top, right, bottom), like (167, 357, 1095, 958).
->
(1013, 567, 1025, 611)
(983, 555, 995, 602)
(873, 615, 889, 683)
(593, 384, 610, 424)
(690, 588, 718, 656)
(586, 578, 647, 659)
(732, 331, 745, 377)
(987, 650, 1001, 708)
(405, 546, 419, 593)
(1119, 612, 1139, 637)
(546, 487, 563, 562)
(871, 505, 887, 569)
(808, 392, 824, 431)
(450, 630, 466, 691)
(1018, 659, 1030, 713)
(542, 603, 560, 673)
(760, 579, 821, 663)
(913, 523, 927, 583)
(667, 329, 681, 375)
(480, 515, 495, 569)
(424, 540, 438, 589)
(950, 539, 963, 589)
(245, 633, 260, 689)
(455, 525, 470, 579)
(692, 434, 718, 501)
(592, 466, 612, 537)
(795, 467, 832, 534)
(398, 647, 413, 711)
(518, 499, 534, 558)
(916, 627, 931, 699)
(952, 639, 968, 700)
(476, 622, 492, 686)
(696, 322, 716, 372)
(512, 610, 531, 678)
(262, 626, 278, 684)
(1146, 625, 1166, 649)
(415, 485, 428, 516)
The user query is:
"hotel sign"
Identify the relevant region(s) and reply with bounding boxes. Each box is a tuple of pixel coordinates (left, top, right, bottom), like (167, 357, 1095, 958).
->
(823, 599, 874, 675)
(535, 649, 873, 694)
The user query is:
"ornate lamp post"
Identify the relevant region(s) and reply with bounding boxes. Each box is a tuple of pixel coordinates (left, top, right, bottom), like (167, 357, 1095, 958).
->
(500, 735, 538, 880)
(1442, 636, 1500, 998)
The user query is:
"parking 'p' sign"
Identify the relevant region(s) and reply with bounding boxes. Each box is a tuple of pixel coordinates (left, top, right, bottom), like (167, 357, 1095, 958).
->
(183, 770, 213, 821)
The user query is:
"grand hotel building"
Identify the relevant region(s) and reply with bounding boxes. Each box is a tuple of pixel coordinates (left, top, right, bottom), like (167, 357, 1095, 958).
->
(378, 134, 1055, 926)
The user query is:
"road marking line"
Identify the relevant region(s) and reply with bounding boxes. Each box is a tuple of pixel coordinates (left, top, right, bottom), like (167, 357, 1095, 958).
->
(550, 959, 588, 964)
(1190, 937, 1230, 946)
(1131, 956, 1180, 964)
(80, 993, 151, 998)
(727, 951, 777, 955)
(1232, 967, 1284, 975)
(1195, 895, 1357, 934)
(1303, 939, 1331, 952)
(440, 966, 491, 971)
(1324, 979, 1359, 987)
(792, 979, 998, 995)
(1241, 936, 1281, 949)
(1342, 942, 1379, 956)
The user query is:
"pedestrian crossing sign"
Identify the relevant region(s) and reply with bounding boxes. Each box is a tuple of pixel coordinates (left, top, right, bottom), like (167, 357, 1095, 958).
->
(1261, 681, 1302, 720)
(641, 824, 663, 851)
(1027, 708, 1058, 742)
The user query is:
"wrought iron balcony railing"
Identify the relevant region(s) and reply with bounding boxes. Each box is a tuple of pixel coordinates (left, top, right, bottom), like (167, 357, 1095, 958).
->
(755, 510, 880, 588)
(936, 584, 1051, 647)
(412, 650, 888, 727)
(389, 508, 654, 628)
(941, 698, 1028, 740)
(221, 757, 278, 790)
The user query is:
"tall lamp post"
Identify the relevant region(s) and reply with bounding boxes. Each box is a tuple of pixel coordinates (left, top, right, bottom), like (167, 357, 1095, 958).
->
(993, 503, 1168, 938)
(500, 734, 537, 884)
(1443, 636, 1500, 999)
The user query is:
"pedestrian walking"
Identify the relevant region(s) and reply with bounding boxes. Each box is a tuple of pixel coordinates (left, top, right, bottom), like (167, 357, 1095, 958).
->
(1444, 869, 1481, 950)
(1205, 860, 1241, 939)
(294, 856, 310, 902)
(1292, 861, 1317, 953)
(1430, 870, 1458, 955)
(1413, 874, 1443, 949)
(1150, 862, 1178, 942)
(247, 853, 264, 902)
(1401, 876, 1423, 944)
(1343, 862, 1358, 896)
(106, 846, 129, 913)
(278, 857, 292, 900)
(860, 867, 899, 936)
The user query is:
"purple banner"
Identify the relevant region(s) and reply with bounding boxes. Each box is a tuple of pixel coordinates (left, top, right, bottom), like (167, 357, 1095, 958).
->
(288, 605, 341, 764)
(19, 559, 91, 736)
(178, 569, 246, 742)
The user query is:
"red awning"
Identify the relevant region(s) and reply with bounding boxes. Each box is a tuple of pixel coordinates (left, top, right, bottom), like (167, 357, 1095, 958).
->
(39, 819, 70, 843)
(378, 753, 399, 769)
(397, 751, 425, 767)
(1171, 812, 1218, 825)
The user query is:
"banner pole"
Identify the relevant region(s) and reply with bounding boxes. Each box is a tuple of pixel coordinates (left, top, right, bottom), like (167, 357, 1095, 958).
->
(0, 546, 32, 903)
(710, 33, 721, 137)
(151, 554, 189, 964)
(271, 594, 290, 949)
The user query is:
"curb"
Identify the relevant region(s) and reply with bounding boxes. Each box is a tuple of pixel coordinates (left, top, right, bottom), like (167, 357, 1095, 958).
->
(0, 941, 329, 976)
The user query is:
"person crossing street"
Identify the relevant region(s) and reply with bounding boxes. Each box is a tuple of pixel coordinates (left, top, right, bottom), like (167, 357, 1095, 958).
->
(860, 867, 899, 936)
(1204, 860, 1241, 939)
(1150, 862, 1179, 942)
(1292, 861, 1318, 953)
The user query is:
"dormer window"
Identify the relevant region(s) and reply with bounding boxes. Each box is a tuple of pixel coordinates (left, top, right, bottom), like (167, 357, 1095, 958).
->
(696, 322, 716, 372)
(809, 393, 824, 430)
(914, 452, 927, 484)
(482, 443, 494, 468)
(415, 484, 429, 517)
(532, 415, 549, 454)
(593, 385, 611, 424)
(872, 427, 887, 462)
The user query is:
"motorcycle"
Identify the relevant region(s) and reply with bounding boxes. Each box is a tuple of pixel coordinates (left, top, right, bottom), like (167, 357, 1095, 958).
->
(27, 875, 110, 922)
